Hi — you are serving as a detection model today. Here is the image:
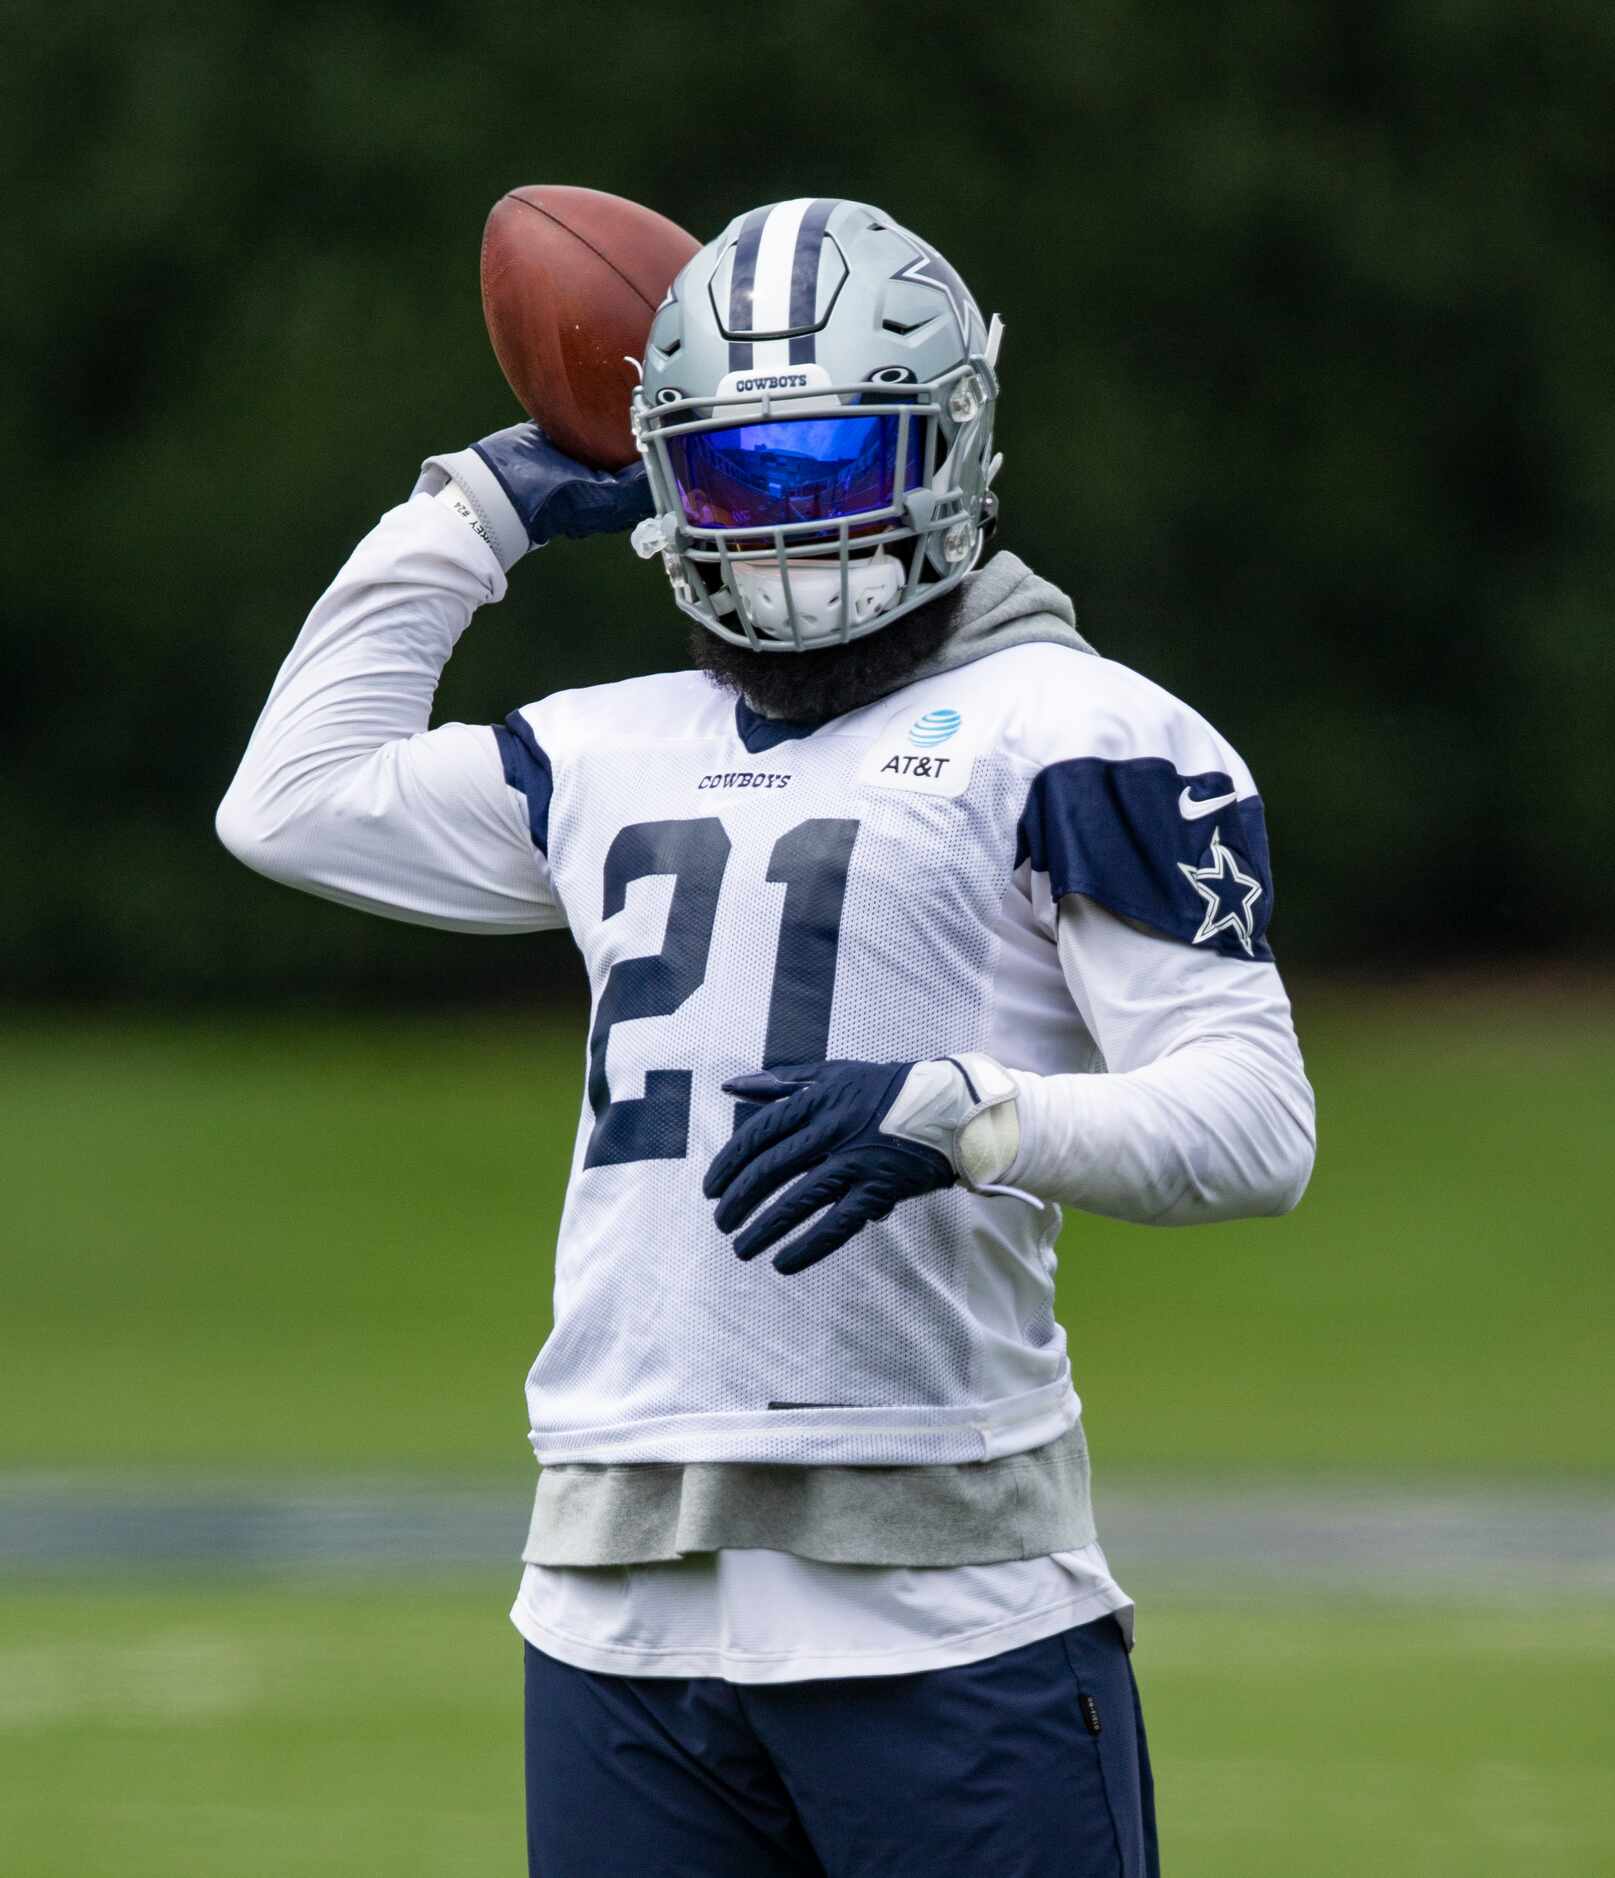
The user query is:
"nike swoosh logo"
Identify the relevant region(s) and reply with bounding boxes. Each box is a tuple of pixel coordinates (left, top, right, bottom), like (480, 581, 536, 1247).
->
(1179, 787, 1239, 821)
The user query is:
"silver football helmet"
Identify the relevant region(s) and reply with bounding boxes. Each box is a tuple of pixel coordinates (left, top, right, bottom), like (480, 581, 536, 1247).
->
(631, 198, 1003, 652)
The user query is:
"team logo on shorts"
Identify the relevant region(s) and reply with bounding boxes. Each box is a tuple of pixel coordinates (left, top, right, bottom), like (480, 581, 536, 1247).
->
(908, 708, 962, 748)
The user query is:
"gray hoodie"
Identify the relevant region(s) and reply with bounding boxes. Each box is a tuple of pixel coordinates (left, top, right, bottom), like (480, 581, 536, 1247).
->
(906, 548, 1097, 684)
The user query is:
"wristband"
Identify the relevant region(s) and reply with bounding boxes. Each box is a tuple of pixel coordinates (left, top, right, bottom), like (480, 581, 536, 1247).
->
(435, 478, 500, 553)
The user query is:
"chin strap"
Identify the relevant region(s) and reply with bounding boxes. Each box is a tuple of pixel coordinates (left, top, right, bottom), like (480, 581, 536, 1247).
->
(631, 513, 675, 560)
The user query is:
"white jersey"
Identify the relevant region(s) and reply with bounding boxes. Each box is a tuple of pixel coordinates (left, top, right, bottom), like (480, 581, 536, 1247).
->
(507, 642, 1256, 1468)
(218, 494, 1314, 1482)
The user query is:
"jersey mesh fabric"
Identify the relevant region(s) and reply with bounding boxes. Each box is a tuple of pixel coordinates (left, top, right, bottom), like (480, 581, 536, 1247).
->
(521, 667, 1078, 1465)
(518, 644, 1259, 1466)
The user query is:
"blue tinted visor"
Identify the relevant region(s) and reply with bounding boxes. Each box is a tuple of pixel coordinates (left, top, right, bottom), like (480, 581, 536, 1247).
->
(666, 415, 923, 532)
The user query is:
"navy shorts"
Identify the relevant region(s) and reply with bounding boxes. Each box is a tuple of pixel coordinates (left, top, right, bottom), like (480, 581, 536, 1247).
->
(524, 1614, 1159, 1877)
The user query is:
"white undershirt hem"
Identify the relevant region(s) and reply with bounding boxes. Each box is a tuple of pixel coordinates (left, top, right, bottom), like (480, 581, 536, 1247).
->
(509, 1548, 1135, 1685)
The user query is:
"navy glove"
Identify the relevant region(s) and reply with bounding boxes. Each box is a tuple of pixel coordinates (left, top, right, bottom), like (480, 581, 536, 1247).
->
(703, 1059, 959, 1274)
(415, 423, 652, 571)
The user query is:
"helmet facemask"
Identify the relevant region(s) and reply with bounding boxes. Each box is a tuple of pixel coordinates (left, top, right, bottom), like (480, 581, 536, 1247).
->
(630, 200, 1003, 653)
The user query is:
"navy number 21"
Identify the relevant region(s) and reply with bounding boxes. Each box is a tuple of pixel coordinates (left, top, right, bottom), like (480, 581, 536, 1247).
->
(584, 817, 860, 1168)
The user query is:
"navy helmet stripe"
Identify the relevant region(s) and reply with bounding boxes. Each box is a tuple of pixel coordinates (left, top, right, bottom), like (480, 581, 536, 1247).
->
(786, 197, 839, 364)
(726, 206, 770, 371)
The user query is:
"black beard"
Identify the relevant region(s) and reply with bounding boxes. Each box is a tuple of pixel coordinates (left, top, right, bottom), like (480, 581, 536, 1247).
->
(687, 594, 958, 723)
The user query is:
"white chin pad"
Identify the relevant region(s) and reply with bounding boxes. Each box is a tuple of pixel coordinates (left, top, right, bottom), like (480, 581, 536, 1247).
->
(733, 553, 903, 645)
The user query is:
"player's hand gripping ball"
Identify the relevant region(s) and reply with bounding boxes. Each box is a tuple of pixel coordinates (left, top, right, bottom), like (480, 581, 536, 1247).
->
(704, 1061, 958, 1274)
(469, 424, 652, 547)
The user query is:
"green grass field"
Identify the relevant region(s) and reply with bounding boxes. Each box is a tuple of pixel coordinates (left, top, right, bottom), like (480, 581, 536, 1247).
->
(2, 1580, 1610, 1876)
(3, 996, 1612, 1875)
(3, 994, 1610, 1477)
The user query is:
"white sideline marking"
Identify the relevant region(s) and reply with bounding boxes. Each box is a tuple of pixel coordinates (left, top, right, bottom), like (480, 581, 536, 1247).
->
(0, 1630, 259, 1731)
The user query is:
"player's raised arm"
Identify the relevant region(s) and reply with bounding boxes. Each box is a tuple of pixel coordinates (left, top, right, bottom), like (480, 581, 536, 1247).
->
(214, 425, 649, 932)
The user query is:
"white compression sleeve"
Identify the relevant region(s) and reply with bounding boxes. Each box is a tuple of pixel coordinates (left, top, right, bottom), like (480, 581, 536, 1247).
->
(434, 474, 503, 554)
(215, 493, 563, 933)
(1000, 894, 1317, 1224)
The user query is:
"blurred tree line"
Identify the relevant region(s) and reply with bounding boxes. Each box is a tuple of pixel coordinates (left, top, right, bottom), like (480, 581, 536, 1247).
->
(5, 0, 1612, 1002)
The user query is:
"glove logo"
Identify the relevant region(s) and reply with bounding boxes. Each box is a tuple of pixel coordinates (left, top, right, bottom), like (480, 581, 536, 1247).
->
(909, 708, 962, 748)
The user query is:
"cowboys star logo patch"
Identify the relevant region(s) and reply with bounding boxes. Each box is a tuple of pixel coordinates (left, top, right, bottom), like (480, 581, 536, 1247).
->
(1179, 828, 1264, 957)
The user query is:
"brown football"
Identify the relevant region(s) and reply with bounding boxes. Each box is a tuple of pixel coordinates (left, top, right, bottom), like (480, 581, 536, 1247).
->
(480, 185, 701, 470)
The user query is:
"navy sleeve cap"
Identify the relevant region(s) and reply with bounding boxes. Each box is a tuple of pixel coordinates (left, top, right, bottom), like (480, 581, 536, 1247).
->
(1017, 756, 1275, 961)
(493, 712, 554, 855)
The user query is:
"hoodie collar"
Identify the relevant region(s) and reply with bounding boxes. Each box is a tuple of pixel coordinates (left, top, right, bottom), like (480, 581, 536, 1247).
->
(732, 552, 1095, 749)
(901, 550, 1094, 688)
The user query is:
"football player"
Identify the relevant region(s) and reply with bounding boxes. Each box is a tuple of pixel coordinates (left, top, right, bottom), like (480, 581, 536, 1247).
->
(219, 197, 1315, 1877)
